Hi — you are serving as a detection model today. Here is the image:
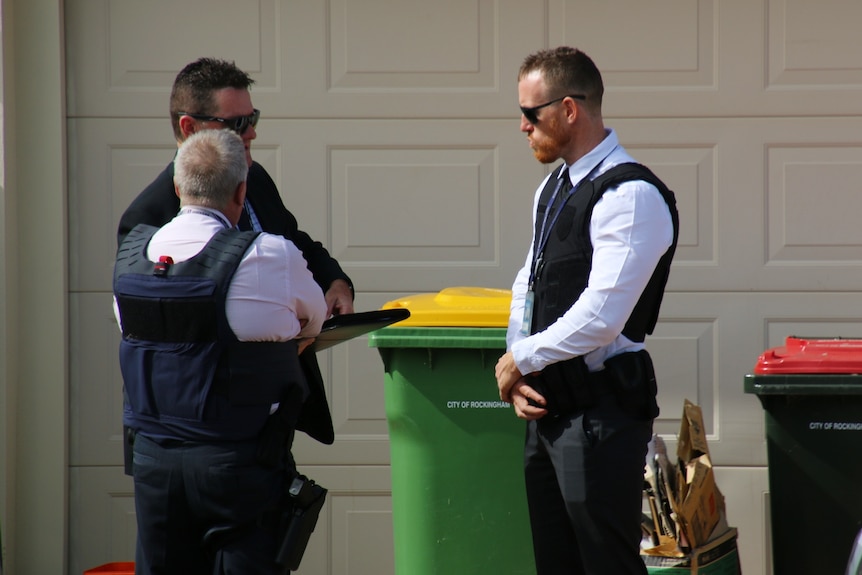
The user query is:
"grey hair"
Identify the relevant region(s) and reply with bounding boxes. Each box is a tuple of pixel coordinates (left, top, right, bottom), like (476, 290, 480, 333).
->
(173, 129, 248, 208)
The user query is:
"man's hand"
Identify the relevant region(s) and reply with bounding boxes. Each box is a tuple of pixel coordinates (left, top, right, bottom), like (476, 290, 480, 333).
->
(325, 279, 354, 316)
(495, 351, 524, 402)
(510, 380, 548, 421)
(298, 338, 316, 355)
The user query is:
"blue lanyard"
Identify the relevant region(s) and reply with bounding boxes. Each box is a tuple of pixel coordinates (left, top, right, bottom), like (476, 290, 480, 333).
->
(529, 168, 585, 288)
(528, 146, 618, 289)
(528, 152, 615, 289)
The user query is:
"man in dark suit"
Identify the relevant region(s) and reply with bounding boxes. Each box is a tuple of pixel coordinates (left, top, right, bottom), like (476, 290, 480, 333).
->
(118, 57, 353, 453)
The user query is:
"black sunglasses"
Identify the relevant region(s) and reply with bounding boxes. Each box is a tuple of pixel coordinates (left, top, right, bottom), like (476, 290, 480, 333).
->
(520, 95, 585, 125)
(180, 108, 261, 135)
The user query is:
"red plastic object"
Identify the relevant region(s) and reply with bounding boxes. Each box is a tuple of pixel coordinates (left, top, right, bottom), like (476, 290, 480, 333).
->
(754, 336, 862, 374)
(83, 562, 134, 574)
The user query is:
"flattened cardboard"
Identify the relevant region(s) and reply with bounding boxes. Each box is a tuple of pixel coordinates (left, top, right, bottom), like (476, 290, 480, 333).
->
(677, 399, 710, 463)
(672, 400, 723, 549)
(676, 455, 722, 549)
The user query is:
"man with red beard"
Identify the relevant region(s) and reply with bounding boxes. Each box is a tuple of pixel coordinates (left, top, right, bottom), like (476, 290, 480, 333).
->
(495, 47, 679, 575)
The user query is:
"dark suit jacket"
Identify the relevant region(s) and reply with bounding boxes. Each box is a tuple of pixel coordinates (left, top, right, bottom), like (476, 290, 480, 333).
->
(118, 161, 352, 445)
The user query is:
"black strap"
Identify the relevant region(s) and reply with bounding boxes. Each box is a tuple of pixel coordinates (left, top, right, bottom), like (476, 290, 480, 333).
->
(581, 162, 680, 337)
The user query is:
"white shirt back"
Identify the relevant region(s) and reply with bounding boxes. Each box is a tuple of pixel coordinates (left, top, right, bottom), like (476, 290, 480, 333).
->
(139, 208, 327, 342)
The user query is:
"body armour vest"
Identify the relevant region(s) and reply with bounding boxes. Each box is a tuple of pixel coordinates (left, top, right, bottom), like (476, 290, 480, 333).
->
(531, 162, 680, 340)
(113, 224, 306, 442)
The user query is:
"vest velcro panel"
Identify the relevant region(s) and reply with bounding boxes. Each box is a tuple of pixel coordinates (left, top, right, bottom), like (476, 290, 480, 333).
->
(115, 276, 218, 342)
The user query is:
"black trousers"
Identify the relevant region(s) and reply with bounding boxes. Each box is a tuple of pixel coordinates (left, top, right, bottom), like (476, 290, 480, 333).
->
(133, 434, 287, 575)
(524, 393, 652, 575)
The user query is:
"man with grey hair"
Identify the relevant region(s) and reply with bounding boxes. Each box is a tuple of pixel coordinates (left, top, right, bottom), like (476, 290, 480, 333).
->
(113, 129, 327, 574)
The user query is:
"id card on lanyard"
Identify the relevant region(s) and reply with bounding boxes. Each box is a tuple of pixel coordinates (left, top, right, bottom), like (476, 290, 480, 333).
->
(520, 167, 572, 336)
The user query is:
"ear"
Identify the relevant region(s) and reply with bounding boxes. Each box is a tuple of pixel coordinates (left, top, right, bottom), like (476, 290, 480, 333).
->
(234, 180, 247, 208)
(564, 97, 579, 124)
(178, 115, 197, 140)
(174, 182, 181, 199)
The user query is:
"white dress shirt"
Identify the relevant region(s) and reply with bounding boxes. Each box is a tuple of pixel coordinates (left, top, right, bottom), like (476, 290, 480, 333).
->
(114, 207, 327, 342)
(506, 129, 674, 374)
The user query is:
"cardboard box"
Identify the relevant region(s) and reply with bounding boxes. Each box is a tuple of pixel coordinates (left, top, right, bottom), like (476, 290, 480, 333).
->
(672, 400, 723, 549)
(677, 399, 710, 462)
(642, 527, 740, 574)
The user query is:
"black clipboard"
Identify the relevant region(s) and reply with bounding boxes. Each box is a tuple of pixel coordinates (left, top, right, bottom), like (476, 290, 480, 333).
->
(310, 308, 410, 352)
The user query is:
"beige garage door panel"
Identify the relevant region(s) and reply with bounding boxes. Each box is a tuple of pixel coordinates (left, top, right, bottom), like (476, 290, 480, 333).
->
(712, 466, 770, 575)
(277, 118, 546, 293)
(69, 116, 548, 294)
(68, 118, 177, 293)
(65, 0, 545, 120)
(77, 115, 862, 296)
(566, 0, 862, 119)
(69, 466, 135, 575)
(67, 1, 862, 123)
(65, 0, 281, 118)
(615, 116, 862, 293)
(652, 292, 775, 467)
(70, 293, 124, 467)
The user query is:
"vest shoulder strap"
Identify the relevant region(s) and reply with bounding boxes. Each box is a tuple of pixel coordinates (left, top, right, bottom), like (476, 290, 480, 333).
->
(580, 162, 680, 254)
(167, 228, 261, 292)
(588, 162, 676, 211)
(582, 162, 680, 338)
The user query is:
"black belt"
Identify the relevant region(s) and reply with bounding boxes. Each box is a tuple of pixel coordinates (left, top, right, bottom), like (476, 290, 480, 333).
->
(532, 350, 657, 420)
(530, 356, 612, 417)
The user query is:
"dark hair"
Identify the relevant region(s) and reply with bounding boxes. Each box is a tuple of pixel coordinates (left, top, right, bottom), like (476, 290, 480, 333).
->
(169, 58, 255, 141)
(518, 47, 603, 112)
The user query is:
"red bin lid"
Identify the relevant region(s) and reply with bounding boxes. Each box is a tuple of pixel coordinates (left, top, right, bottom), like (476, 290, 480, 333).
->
(754, 336, 862, 374)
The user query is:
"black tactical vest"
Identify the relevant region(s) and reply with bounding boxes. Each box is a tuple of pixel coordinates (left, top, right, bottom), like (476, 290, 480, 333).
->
(531, 162, 679, 341)
(113, 225, 306, 441)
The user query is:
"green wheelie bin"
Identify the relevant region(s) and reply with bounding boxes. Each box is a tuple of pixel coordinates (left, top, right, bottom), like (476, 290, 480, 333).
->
(369, 287, 535, 575)
(745, 336, 862, 575)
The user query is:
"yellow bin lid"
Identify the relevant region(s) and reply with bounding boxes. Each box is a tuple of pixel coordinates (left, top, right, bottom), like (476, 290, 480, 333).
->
(380, 286, 512, 327)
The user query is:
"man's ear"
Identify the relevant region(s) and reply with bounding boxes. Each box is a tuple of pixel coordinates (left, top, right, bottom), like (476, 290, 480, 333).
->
(174, 183, 181, 199)
(178, 115, 197, 140)
(564, 97, 579, 124)
(234, 180, 247, 208)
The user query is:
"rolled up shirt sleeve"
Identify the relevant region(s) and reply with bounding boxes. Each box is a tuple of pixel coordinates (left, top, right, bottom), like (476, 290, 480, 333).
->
(227, 234, 327, 342)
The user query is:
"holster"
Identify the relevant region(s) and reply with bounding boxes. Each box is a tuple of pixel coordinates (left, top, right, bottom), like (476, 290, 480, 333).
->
(276, 475, 328, 572)
(603, 349, 659, 420)
(530, 356, 615, 417)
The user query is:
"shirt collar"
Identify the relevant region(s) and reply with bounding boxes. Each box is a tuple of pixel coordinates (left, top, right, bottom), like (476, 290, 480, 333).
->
(178, 205, 233, 229)
(563, 128, 619, 185)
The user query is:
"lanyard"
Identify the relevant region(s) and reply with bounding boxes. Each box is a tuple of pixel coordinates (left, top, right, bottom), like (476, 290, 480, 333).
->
(179, 207, 232, 230)
(520, 150, 616, 336)
(530, 170, 572, 286)
(528, 152, 615, 289)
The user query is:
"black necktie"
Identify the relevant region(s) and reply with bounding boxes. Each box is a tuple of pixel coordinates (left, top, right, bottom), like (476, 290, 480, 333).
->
(546, 168, 573, 227)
